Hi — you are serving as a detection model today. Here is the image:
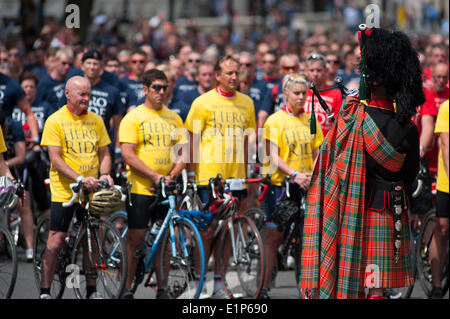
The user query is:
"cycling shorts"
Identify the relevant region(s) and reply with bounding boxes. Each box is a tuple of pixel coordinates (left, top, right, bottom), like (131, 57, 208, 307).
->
(436, 191, 449, 218)
(126, 193, 168, 229)
(50, 202, 84, 232)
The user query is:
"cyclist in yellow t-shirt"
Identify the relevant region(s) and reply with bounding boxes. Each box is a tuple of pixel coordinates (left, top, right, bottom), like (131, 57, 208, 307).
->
(184, 55, 256, 299)
(429, 99, 449, 299)
(39, 76, 114, 299)
(119, 69, 187, 299)
(260, 74, 323, 299)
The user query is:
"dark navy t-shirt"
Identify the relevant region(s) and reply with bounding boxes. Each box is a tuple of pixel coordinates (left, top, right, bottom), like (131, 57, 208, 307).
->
(173, 76, 197, 104)
(170, 87, 201, 122)
(248, 79, 267, 114)
(120, 76, 145, 105)
(66, 68, 120, 87)
(36, 73, 66, 109)
(12, 98, 53, 136)
(0, 73, 27, 117)
(58, 81, 125, 133)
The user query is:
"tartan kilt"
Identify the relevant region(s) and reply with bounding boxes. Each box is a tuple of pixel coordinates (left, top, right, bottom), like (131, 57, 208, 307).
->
(360, 206, 414, 288)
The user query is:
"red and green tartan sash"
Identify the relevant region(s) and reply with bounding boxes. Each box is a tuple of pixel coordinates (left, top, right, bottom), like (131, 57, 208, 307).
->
(299, 97, 406, 299)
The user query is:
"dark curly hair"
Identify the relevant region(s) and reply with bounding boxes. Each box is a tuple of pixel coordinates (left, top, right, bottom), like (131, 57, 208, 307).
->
(364, 28, 425, 124)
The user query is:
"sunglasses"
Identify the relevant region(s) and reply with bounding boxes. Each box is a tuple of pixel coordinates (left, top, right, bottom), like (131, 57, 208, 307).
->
(151, 84, 168, 92)
(326, 60, 339, 65)
(61, 61, 73, 66)
(106, 63, 120, 68)
(0, 58, 8, 63)
(282, 65, 299, 71)
(240, 63, 252, 67)
(131, 60, 146, 64)
(188, 59, 201, 63)
(263, 60, 277, 64)
(307, 54, 326, 63)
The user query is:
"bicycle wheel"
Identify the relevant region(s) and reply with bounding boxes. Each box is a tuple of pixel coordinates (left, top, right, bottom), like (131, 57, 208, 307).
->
(71, 218, 127, 299)
(0, 224, 17, 298)
(244, 207, 266, 231)
(108, 211, 128, 237)
(160, 217, 205, 299)
(220, 215, 265, 299)
(416, 209, 449, 297)
(32, 213, 65, 299)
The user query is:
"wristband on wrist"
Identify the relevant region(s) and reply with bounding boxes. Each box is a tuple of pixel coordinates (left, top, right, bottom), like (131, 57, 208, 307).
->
(420, 145, 426, 153)
(187, 171, 196, 177)
(100, 173, 110, 177)
(289, 170, 299, 178)
(115, 148, 122, 154)
(76, 175, 84, 183)
(34, 137, 40, 144)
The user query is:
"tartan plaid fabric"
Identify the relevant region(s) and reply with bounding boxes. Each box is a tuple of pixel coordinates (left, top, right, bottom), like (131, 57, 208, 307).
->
(299, 97, 407, 299)
(361, 206, 414, 289)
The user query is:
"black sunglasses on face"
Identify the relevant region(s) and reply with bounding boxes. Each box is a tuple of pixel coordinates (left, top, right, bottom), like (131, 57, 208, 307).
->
(188, 59, 201, 63)
(151, 84, 168, 92)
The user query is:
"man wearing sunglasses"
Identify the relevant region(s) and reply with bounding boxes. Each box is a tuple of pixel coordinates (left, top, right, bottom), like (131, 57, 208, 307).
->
(304, 53, 342, 137)
(257, 53, 300, 128)
(172, 51, 202, 104)
(119, 69, 187, 299)
(119, 49, 148, 110)
(37, 48, 74, 110)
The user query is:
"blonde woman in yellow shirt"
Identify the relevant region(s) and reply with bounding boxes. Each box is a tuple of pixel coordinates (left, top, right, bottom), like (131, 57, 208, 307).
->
(260, 74, 324, 299)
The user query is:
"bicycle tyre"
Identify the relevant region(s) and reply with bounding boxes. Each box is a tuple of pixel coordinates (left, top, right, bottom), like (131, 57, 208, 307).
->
(159, 217, 205, 299)
(108, 210, 128, 237)
(71, 218, 127, 299)
(416, 208, 449, 297)
(244, 207, 266, 231)
(220, 215, 265, 299)
(0, 224, 17, 298)
(32, 213, 65, 299)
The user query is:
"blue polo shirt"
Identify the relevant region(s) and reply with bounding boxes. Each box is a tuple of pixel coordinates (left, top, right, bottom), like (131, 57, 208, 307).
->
(0, 73, 27, 117)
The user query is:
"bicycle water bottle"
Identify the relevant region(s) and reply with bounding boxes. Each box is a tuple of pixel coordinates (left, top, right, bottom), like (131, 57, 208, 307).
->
(147, 220, 162, 247)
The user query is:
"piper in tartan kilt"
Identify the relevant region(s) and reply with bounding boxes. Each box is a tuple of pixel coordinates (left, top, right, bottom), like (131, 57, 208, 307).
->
(299, 26, 426, 299)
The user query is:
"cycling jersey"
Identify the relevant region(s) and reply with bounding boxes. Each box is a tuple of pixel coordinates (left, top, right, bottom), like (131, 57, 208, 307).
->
(435, 100, 449, 194)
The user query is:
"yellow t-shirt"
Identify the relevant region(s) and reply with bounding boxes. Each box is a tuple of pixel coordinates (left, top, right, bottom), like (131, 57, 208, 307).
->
(184, 89, 256, 185)
(0, 125, 7, 153)
(434, 100, 449, 193)
(41, 105, 111, 202)
(263, 110, 324, 186)
(119, 105, 187, 196)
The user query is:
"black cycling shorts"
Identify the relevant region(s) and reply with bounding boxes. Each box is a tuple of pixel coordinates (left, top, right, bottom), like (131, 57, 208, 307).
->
(126, 193, 169, 230)
(436, 191, 449, 218)
(50, 202, 84, 232)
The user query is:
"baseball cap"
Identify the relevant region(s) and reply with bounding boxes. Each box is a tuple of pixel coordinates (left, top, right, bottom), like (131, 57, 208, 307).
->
(81, 49, 103, 62)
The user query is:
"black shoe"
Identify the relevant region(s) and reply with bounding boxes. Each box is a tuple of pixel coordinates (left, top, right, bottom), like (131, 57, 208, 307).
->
(120, 289, 134, 299)
(156, 289, 175, 299)
(257, 288, 271, 299)
(430, 287, 443, 299)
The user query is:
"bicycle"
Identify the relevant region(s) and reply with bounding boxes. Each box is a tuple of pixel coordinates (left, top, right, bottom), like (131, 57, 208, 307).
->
(200, 174, 268, 299)
(416, 206, 449, 298)
(0, 180, 23, 299)
(124, 177, 206, 299)
(269, 175, 305, 289)
(32, 180, 128, 299)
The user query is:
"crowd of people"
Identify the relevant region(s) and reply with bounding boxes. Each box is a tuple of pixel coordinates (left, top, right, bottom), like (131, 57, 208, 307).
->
(0, 8, 449, 299)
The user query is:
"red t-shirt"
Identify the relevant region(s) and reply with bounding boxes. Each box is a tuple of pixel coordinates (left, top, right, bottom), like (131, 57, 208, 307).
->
(305, 86, 343, 136)
(413, 87, 449, 172)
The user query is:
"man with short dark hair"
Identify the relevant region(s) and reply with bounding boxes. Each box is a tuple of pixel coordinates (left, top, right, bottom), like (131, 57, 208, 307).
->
(119, 69, 187, 299)
(120, 49, 148, 110)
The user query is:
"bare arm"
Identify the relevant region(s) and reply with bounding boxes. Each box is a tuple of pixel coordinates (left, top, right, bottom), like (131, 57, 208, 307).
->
(440, 132, 449, 178)
(47, 145, 99, 191)
(17, 97, 40, 143)
(0, 154, 15, 179)
(257, 110, 269, 129)
(121, 142, 163, 184)
(6, 141, 26, 168)
(420, 115, 436, 157)
(112, 114, 123, 150)
(98, 145, 114, 186)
